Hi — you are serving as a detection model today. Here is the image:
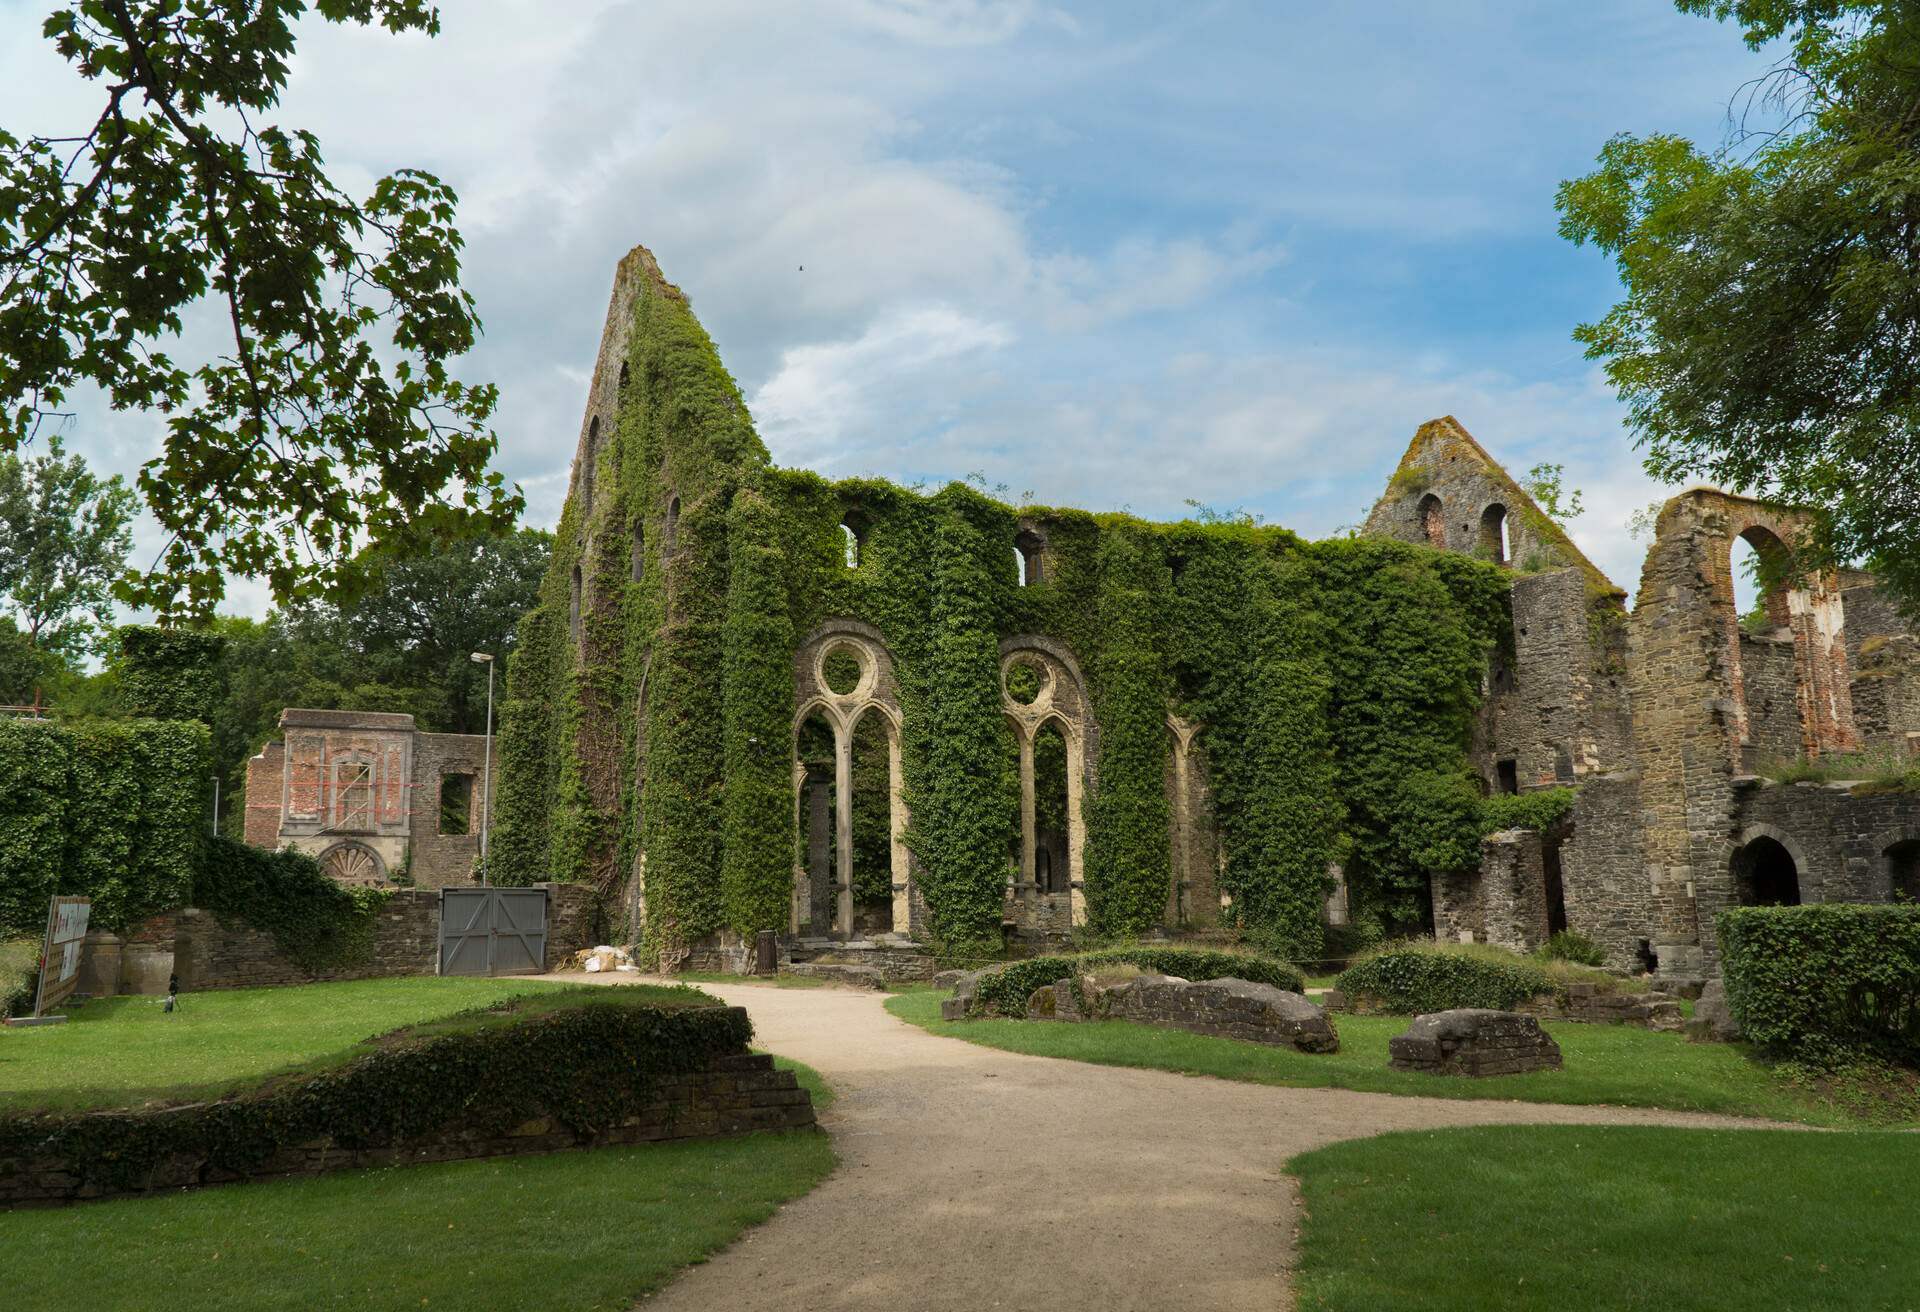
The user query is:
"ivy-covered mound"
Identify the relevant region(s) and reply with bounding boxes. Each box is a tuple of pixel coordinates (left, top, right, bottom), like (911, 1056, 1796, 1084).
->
(1719, 904, 1920, 1067)
(966, 946, 1306, 1018)
(195, 836, 392, 974)
(0, 716, 210, 935)
(489, 246, 1514, 963)
(1336, 943, 1555, 1014)
(0, 988, 743, 1198)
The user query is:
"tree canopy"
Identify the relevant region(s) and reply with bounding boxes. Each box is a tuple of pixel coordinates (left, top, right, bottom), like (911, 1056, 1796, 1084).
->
(0, 1, 519, 617)
(0, 433, 137, 657)
(1558, 0, 1920, 604)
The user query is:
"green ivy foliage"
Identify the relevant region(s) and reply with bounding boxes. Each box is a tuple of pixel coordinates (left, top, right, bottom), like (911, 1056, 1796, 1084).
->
(0, 717, 208, 934)
(115, 625, 227, 722)
(1480, 787, 1577, 836)
(194, 837, 390, 974)
(721, 490, 797, 936)
(491, 255, 1513, 962)
(968, 945, 1305, 1016)
(1719, 904, 1920, 1068)
(0, 994, 751, 1195)
(1335, 947, 1552, 1013)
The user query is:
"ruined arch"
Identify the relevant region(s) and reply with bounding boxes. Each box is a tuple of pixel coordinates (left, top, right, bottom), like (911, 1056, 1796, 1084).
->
(1880, 832, 1920, 902)
(1000, 636, 1093, 928)
(1701, 497, 1857, 761)
(1730, 827, 1804, 907)
(1015, 527, 1047, 586)
(792, 622, 909, 936)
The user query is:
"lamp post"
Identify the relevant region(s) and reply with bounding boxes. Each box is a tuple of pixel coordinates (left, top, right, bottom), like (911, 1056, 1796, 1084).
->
(470, 652, 495, 885)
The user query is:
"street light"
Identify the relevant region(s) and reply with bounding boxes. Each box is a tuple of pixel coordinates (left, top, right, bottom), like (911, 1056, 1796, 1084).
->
(471, 652, 495, 885)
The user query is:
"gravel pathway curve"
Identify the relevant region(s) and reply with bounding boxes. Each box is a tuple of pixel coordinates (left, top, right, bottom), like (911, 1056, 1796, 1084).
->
(550, 977, 1782, 1312)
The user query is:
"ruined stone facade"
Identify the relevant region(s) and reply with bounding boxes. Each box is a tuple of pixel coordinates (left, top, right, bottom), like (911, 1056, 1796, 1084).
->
(243, 709, 495, 889)
(499, 246, 1920, 977)
(1367, 420, 1920, 980)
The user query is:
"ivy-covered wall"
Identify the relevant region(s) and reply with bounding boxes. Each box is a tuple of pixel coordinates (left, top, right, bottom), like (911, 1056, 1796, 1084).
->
(490, 246, 1512, 962)
(0, 717, 210, 935)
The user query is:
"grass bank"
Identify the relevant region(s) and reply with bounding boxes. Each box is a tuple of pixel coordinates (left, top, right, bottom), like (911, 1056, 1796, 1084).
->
(1290, 1125, 1917, 1310)
(0, 1126, 834, 1312)
(0, 977, 714, 1114)
(885, 990, 1896, 1125)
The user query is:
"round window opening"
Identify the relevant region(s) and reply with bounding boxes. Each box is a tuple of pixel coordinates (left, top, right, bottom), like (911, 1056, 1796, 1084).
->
(822, 645, 865, 696)
(1005, 656, 1046, 705)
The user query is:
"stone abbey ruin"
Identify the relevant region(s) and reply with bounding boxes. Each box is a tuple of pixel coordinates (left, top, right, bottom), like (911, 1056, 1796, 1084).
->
(487, 244, 1920, 984)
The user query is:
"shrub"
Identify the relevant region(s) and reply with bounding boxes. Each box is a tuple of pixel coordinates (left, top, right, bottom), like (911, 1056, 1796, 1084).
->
(1719, 904, 1920, 1067)
(0, 992, 749, 1194)
(1540, 930, 1606, 967)
(969, 945, 1304, 1016)
(1336, 941, 1553, 1013)
(194, 837, 391, 973)
(0, 939, 38, 1017)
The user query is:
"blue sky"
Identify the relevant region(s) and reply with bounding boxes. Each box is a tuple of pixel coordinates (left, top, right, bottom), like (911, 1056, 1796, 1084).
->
(0, 0, 1780, 610)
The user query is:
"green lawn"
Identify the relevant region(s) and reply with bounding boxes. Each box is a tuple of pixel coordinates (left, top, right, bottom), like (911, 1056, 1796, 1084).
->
(0, 1127, 835, 1312)
(885, 990, 1895, 1125)
(1289, 1125, 1919, 1311)
(0, 976, 715, 1114)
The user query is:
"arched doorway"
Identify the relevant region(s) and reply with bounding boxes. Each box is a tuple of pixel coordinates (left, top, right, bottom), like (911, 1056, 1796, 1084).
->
(1478, 503, 1510, 566)
(1732, 835, 1801, 906)
(1885, 840, 1920, 902)
(1418, 494, 1446, 550)
(795, 708, 837, 934)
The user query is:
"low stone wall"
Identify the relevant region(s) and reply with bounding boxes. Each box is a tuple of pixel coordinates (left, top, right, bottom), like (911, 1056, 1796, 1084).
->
(90, 884, 599, 995)
(1, 1049, 812, 1208)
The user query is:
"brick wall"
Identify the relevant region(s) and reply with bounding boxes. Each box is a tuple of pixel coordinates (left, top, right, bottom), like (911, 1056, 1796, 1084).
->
(408, 731, 495, 888)
(242, 741, 283, 847)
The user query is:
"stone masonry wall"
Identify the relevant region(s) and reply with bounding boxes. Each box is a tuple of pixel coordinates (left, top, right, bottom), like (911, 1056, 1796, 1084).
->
(1479, 569, 1633, 790)
(1558, 773, 1649, 968)
(1727, 778, 1920, 905)
(105, 884, 599, 993)
(1, 1047, 813, 1208)
(1737, 631, 1802, 771)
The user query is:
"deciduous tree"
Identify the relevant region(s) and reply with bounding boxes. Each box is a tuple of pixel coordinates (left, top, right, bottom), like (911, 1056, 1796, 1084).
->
(1558, 1, 1920, 606)
(0, 1, 519, 617)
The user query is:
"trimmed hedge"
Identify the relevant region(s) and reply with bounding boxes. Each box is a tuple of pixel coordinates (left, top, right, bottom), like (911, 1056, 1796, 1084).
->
(0, 717, 209, 934)
(1336, 947, 1551, 1013)
(0, 994, 750, 1195)
(194, 836, 391, 973)
(969, 945, 1304, 1016)
(1719, 904, 1920, 1067)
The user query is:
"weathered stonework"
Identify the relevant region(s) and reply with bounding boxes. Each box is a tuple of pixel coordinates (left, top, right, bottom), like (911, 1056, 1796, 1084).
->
(243, 708, 496, 890)
(1387, 1009, 1562, 1076)
(1099, 975, 1339, 1052)
(1368, 428, 1920, 983)
(89, 884, 596, 994)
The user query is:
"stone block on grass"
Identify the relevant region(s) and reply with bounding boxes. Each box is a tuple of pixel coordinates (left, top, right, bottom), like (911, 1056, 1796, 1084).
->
(1388, 1009, 1562, 1076)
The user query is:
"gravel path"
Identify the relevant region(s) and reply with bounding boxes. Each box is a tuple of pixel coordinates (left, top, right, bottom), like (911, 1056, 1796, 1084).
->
(551, 977, 1781, 1312)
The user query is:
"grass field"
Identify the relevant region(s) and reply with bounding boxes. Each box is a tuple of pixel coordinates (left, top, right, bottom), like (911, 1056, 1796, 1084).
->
(0, 977, 713, 1114)
(884, 990, 1899, 1125)
(0, 1125, 834, 1312)
(1289, 1125, 1920, 1310)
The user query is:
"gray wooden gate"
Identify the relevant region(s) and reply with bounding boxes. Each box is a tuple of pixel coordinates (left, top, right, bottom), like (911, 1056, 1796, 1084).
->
(438, 888, 549, 976)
